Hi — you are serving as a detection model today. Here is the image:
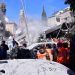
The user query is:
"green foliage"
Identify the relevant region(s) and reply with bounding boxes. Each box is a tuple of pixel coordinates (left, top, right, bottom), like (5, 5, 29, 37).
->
(65, 0, 75, 12)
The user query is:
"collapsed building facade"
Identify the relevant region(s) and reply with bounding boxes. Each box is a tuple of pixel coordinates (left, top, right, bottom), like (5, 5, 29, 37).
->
(0, 3, 8, 41)
(15, 7, 75, 45)
(46, 7, 75, 38)
(0, 2, 17, 45)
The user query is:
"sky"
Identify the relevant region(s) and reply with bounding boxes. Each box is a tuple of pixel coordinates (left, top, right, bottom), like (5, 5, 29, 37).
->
(0, 0, 68, 23)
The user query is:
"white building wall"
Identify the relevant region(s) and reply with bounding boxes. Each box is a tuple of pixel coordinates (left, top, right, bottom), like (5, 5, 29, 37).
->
(58, 11, 72, 23)
(48, 7, 74, 26)
(48, 16, 60, 26)
(6, 23, 17, 35)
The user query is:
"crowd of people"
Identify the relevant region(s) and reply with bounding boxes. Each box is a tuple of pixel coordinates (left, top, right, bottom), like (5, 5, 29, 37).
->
(35, 39, 70, 67)
(0, 38, 70, 68)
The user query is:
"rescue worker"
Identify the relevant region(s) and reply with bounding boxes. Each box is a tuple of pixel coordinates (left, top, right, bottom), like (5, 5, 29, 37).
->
(45, 44, 53, 61)
(52, 44, 58, 61)
(37, 45, 46, 60)
(11, 42, 19, 59)
(37, 44, 53, 61)
(63, 42, 70, 67)
(57, 42, 67, 66)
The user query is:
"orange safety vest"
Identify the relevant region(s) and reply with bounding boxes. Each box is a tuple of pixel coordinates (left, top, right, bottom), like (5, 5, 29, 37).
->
(57, 47, 67, 64)
(37, 49, 53, 60)
(65, 48, 70, 64)
(37, 52, 46, 59)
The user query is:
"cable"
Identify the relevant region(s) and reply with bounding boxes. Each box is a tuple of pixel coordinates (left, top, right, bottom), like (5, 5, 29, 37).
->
(20, 0, 30, 46)
(56, 25, 62, 38)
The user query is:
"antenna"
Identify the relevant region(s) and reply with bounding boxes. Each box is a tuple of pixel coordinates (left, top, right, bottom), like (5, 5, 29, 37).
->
(43, 4, 44, 11)
(20, 0, 24, 10)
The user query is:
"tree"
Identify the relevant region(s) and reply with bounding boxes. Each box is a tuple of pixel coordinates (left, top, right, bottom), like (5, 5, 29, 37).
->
(65, 0, 75, 71)
(65, 0, 75, 12)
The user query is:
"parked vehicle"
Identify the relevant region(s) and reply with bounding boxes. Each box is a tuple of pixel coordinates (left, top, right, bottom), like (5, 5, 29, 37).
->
(0, 59, 74, 75)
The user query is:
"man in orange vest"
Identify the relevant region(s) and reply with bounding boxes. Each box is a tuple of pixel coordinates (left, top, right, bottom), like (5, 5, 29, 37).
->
(37, 45, 46, 60)
(37, 44, 53, 61)
(57, 43, 68, 66)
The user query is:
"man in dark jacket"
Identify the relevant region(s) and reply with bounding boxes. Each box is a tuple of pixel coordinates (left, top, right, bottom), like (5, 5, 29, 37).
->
(1, 40, 9, 59)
